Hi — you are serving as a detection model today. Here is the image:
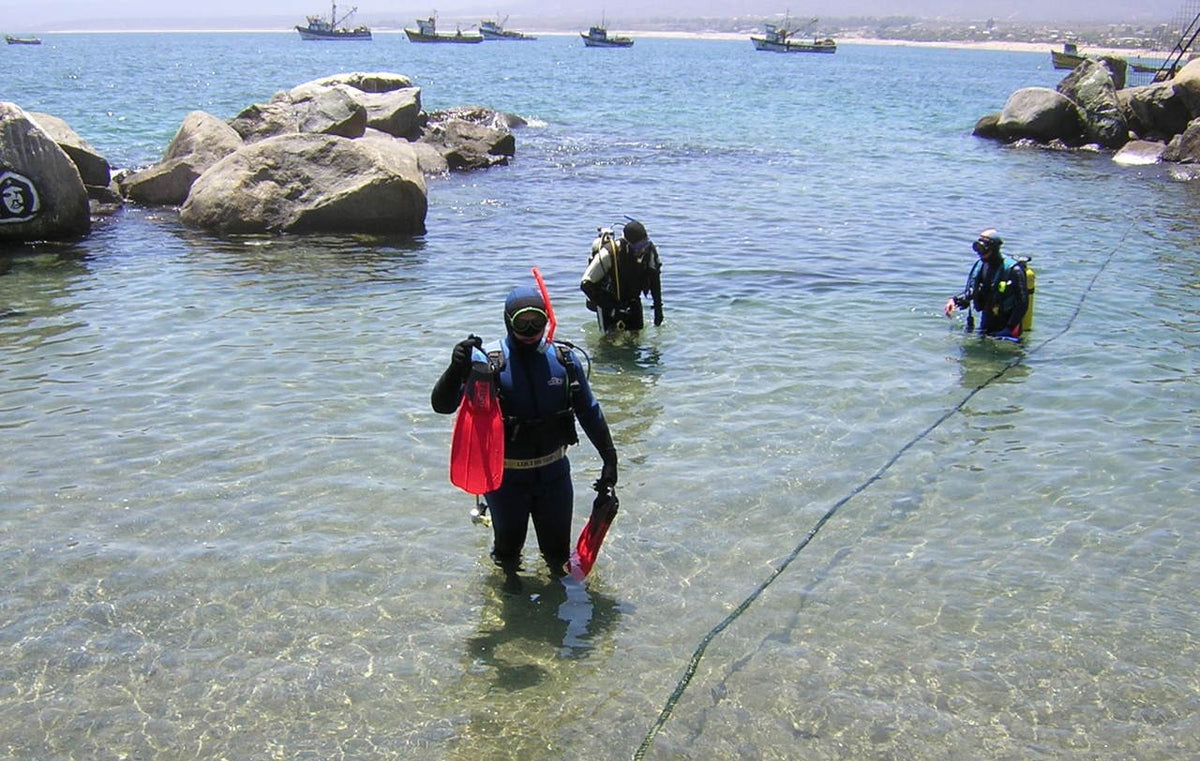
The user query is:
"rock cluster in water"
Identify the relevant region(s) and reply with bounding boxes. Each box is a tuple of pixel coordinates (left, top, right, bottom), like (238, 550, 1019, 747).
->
(0, 71, 521, 242)
(973, 57, 1200, 178)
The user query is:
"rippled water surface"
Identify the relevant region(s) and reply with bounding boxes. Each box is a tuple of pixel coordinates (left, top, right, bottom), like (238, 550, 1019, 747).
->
(2, 32, 1198, 760)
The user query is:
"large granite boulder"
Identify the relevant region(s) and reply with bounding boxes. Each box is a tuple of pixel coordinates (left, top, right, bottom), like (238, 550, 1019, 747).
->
(979, 56, 1200, 151)
(1117, 81, 1192, 141)
(0, 102, 90, 242)
(179, 133, 427, 234)
(1171, 57, 1200, 116)
(971, 112, 1004, 141)
(285, 83, 368, 138)
(1057, 59, 1128, 148)
(304, 72, 414, 93)
(120, 110, 244, 205)
(232, 75, 412, 143)
(1162, 117, 1200, 163)
(355, 88, 424, 139)
(420, 107, 518, 170)
(1097, 56, 1128, 90)
(363, 129, 448, 174)
(995, 87, 1085, 144)
(27, 112, 111, 187)
(228, 99, 302, 143)
(120, 71, 518, 235)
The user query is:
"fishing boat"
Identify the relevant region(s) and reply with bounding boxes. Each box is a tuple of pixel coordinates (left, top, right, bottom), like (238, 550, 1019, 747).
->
(750, 17, 836, 53)
(479, 15, 535, 40)
(1130, 58, 1168, 73)
(405, 15, 484, 43)
(5, 35, 42, 45)
(295, 2, 371, 40)
(581, 23, 633, 48)
(1051, 42, 1088, 69)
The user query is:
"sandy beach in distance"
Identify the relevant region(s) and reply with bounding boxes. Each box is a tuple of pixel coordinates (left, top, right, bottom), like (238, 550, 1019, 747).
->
(519, 29, 1172, 59)
(622, 30, 1171, 59)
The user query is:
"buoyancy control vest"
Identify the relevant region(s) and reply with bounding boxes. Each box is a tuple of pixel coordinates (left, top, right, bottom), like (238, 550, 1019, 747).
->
(967, 254, 1033, 331)
(486, 339, 582, 458)
(589, 232, 652, 305)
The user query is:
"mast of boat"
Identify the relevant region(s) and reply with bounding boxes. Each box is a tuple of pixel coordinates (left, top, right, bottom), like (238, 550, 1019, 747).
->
(333, 2, 359, 28)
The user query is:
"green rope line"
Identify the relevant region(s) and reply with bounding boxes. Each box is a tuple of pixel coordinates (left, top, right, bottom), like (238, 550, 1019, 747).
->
(633, 226, 1129, 760)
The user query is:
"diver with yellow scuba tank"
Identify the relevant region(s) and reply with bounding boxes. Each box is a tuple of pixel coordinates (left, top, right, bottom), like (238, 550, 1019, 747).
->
(944, 228, 1034, 341)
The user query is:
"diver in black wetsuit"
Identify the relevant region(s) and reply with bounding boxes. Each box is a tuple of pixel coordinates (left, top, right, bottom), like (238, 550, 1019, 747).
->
(580, 219, 664, 332)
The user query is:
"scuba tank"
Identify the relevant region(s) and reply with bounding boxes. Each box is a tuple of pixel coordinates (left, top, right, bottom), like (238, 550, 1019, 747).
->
(1016, 256, 1035, 332)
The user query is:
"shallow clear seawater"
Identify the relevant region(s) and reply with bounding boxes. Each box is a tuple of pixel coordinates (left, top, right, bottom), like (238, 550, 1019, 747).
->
(1, 32, 1198, 760)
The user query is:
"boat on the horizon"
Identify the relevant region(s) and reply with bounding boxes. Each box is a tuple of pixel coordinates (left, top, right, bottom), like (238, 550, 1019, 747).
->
(295, 2, 371, 40)
(5, 34, 42, 45)
(479, 15, 535, 40)
(581, 22, 633, 48)
(1130, 58, 1168, 73)
(405, 15, 484, 44)
(750, 17, 836, 53)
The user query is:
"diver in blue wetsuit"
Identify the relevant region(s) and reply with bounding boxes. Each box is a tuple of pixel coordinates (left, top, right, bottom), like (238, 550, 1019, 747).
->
(944, 228, 1030, 340)
(431, 285, 618, 575)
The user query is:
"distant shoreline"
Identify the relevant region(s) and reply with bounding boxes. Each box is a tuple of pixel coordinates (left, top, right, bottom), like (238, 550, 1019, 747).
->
(30, 28, 1171, 59)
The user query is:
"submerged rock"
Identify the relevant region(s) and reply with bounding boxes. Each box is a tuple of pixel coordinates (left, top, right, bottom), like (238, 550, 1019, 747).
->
(1113, 139, 1166, 165)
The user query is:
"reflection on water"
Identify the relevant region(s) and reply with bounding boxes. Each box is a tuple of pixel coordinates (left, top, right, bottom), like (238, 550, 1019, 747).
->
(954, 334, 1032, 391)
(464, 572, 622, 692)
(582, 329, 664, 454)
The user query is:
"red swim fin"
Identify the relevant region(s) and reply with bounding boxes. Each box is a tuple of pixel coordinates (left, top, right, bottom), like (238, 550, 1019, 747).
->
(450, 355, 504, 495)
(569, 488, 619, 579)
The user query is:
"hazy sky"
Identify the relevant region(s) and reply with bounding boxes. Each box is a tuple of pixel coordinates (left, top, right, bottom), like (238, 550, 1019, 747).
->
(2, 0, 1186, 29)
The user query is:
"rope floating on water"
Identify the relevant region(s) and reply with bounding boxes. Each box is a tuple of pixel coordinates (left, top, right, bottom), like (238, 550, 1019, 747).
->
(633, 225, 1131, 760)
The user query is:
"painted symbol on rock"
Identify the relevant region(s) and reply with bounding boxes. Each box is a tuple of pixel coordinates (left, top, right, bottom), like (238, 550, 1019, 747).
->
(0, 170, 42, 223)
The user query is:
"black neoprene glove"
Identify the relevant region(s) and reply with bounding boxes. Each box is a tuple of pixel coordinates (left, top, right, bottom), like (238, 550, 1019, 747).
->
(431, 335, 482, 414)
(451, 336, 482, 376)
(594, 448, 618, 492)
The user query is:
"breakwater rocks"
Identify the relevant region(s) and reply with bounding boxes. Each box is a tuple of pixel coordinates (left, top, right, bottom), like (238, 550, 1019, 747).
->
(1, 71, 521, 242)
(974, 58, 1200, 178)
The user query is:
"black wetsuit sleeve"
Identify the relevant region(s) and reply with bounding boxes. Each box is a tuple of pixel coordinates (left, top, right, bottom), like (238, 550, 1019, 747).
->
(570, 360, 615, 457)
(645, 250, 663, 308)
(952, 262, 979, 308)
(430, 364, 465, 414)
